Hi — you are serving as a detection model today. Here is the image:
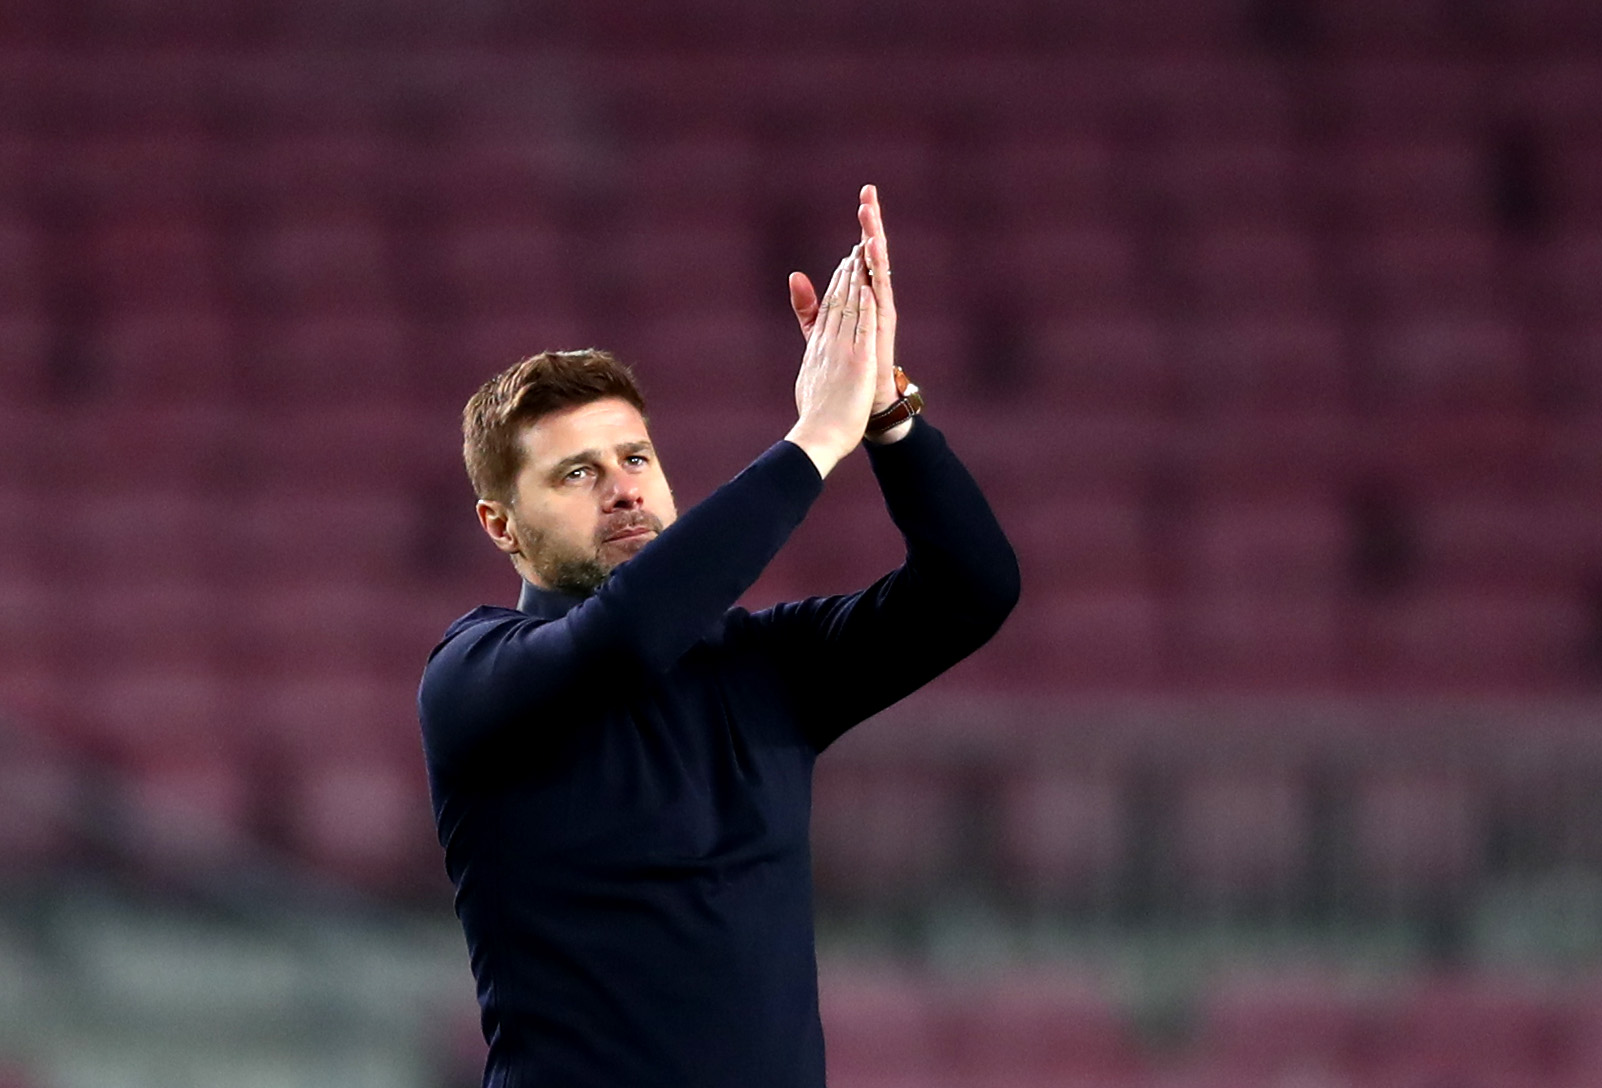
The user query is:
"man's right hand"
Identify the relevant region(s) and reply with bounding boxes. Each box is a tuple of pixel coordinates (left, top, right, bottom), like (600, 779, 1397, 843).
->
(784, 243, 878, 479)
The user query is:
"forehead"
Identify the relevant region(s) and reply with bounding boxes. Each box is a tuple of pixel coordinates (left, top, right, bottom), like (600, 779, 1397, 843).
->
(517, 397, 652, 468)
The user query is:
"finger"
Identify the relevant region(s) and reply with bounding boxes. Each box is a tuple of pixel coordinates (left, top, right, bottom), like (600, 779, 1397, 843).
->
(860, 209, 895, 319)
(822, 244, 862, 341)
(854, 283, 877, 358)
(856, 190, 886, 268)
(813, 251, 852, 344)
(788, 272, 819, 339)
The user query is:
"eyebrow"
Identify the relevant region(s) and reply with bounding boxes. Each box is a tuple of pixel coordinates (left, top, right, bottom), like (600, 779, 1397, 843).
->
(547, 440, 654, 479)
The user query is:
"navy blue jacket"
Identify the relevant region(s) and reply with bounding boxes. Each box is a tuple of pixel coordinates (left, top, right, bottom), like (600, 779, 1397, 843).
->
(418, 417, 1019, 1087)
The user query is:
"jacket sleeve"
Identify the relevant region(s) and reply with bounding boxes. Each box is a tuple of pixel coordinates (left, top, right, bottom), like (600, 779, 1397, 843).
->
(745, 416, 1021, 752)
(419, 438, 824, 775)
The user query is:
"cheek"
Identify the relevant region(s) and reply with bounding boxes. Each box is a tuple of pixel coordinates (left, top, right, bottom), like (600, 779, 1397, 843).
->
(513, 502, 592, 551)
(650, 478, 678, 523)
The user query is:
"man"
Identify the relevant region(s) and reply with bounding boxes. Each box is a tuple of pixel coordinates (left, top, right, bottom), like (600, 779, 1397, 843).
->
(418, 186, 1019, 1087)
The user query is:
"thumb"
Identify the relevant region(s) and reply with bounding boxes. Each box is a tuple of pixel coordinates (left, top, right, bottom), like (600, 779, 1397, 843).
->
(788, 271, 819, 340)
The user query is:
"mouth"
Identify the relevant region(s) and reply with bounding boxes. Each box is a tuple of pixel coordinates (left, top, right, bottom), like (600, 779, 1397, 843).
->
(604, 527, 654, 543)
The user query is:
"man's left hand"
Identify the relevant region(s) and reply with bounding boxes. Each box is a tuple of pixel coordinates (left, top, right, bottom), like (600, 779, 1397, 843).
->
(788, 185, 908, 443)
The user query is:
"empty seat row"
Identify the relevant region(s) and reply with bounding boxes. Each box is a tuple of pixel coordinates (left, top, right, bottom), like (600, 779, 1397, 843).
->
(816, 964, 1602, 1087)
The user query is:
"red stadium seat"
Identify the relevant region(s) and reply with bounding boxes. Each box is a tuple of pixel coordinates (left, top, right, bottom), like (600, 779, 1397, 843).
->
(1377, 409, 1545, 497)
(71, 664, 236, 757)
(0, 569, 63, 676)
(987, 135, 1119, 230)
(1323, 60, 1486, 137)
(810, 761, 965, 903)
(1348, 770, 1482, 909)
(1172, 766, 1307, 908)
(31, 402, 242, 490)
(971, 585, 1166, 692)
(84, 216, 222, 315)
(1414, 494, 1602, 592)
(0, 214, 45, 315)
(646, 404, 801, 501)
(53, 488, 221, 582)
(1175, 591, 1345, 689)
(1176, 315, 1349, 413)
(427, 139, 571, 229)
(1349, 229, 1505, 317)
(0, 730, 80, 876)
(1176, 227, 1325, 315)
(117, 750, 255, 871)
(607, 226, 764, 317)
(88, 309, 240, 403)
(456, 313, 595, 383)
(618, 310, 791, 413)
(780, 489, 908, 597)
(1510, 60, 1602, 143)
(437, 223, 582, 320)
(248, 670, 422, 755)
(239, 216, 395, 316)
(1178, 411, 1358, 498)
(1006, 496, 1151, 594)
(0, 313, 51, 406)
(1183, 499, 1348, 593)
(1153, 141, 1301, 228)
(246, 312, 419, 403)
(1383, 975, 1577, 1080)
(949, 972, 1144, 1080)
(1356, 590, 1594, 692)
(233, 583, 444, 681)
(1194, 969, 1382, 1077)
(224, 132, 398, 219)
(221, 400, 448, 497)
(983, 225, 1147, 318)
(817, 963, 947, 1087)
(1031, 315, 1172, 410)
(1120, 57, 1293, 140)
(1367, 314, 1531, 411)
(951, 408, 1168, 505)
(276, 752, 437, 893)
(1317, 139, 1488, 230)
(993, 766, 1126, 908)
(233, 489, 429, 583)
(71, 577, 237, 668)
(1537, 231, 1602, 323)
(53, 133, 211, 217)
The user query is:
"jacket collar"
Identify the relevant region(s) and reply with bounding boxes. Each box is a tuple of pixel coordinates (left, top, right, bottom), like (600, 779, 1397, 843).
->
(517, 579, 589, 618)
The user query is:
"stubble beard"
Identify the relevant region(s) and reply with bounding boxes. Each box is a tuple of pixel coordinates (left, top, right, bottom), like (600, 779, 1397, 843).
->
(515, 511, 664, 598)
(517, 517, 611, 598)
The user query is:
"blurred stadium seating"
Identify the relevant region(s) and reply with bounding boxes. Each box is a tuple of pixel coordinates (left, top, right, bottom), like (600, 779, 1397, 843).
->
(2, 0, 1602, 1084)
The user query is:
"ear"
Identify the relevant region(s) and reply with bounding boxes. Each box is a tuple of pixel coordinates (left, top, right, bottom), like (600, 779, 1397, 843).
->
(476, 499, 521, 556)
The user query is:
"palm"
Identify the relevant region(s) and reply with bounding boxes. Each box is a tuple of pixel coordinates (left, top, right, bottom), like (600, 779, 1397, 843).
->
(789, 186, 899, 412)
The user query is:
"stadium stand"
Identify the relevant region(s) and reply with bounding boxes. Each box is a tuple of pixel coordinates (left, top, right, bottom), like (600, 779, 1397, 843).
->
(3, 0, 1602, 1084)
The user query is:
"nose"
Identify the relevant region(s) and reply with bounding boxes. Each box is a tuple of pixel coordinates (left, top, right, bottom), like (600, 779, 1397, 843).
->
(601, 470, 643, 511)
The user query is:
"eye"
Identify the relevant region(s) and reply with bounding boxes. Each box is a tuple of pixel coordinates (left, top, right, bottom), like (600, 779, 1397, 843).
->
(625, 454, 649, 467)
(564, 465, 593, 481)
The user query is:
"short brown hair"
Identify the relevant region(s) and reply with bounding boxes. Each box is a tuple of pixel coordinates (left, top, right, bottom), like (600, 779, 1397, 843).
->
(462, 349, 648, 502)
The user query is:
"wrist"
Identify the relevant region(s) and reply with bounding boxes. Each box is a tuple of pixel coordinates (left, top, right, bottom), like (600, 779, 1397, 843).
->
(783, 422, 851, 478)
(865, 367, 923, 439)
(863, 417, 913, 444)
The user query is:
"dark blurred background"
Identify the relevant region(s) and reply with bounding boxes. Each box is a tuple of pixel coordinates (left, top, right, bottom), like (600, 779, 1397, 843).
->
(3, 0, 1602, 1085)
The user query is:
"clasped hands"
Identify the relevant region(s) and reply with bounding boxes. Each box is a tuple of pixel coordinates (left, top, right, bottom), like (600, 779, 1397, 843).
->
(783, 186, 910, 479)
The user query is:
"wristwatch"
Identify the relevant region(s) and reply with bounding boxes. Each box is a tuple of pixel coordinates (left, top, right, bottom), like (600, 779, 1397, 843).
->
(866, 366, 924, 435)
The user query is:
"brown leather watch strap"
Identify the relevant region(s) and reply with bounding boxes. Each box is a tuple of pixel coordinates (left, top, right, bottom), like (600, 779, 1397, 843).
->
(866, 366, 924, 435)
